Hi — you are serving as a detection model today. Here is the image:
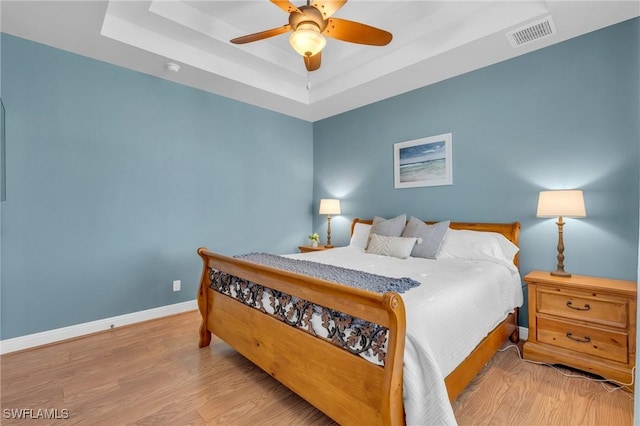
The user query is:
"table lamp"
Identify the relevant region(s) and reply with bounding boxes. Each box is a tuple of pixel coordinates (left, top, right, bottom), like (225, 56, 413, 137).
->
(536, 190, 586, 277)
(319, 199, 341, 248)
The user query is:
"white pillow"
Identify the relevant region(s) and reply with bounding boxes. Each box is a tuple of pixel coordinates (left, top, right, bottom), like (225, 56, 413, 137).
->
(349, 223, 372, 249)
(437, 229, 519, 266)
(366, 234, 418, 259)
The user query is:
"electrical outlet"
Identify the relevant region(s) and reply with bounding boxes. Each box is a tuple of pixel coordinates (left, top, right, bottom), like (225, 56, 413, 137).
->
(172, 280, 181, 292)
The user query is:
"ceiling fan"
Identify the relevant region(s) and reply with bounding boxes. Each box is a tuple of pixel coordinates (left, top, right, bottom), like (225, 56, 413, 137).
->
(230, 0, 393, 72)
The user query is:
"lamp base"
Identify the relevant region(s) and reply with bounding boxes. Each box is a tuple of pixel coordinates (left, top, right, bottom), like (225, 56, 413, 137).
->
(550, 217, 571, 278)
(324, 244, 334, 248)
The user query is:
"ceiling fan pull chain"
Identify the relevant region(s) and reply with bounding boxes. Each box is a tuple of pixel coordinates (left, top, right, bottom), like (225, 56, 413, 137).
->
(306, 72, 311, 90)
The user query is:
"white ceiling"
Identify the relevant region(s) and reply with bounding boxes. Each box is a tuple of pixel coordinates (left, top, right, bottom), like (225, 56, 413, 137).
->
(2, 1, 639, 122)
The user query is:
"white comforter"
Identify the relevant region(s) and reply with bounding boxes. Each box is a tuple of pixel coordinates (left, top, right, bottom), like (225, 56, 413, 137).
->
(287, 246, 523, 426)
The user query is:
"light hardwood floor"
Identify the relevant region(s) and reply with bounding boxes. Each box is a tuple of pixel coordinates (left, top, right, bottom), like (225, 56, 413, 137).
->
(1, 310, 633, 425)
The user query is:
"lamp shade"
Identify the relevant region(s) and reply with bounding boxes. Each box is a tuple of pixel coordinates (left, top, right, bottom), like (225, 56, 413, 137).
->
(319, 199, 341, 215)
(537, 190, 586, 218)
(289, 23, 326, 57)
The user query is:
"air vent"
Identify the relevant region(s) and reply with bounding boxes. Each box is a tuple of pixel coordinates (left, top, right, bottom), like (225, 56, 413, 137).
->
(506, 16, 556, 48)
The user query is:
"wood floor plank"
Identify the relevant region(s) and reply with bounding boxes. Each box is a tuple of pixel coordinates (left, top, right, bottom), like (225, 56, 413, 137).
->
(452, 344, 634, 426)
(1, 310, 633, 425)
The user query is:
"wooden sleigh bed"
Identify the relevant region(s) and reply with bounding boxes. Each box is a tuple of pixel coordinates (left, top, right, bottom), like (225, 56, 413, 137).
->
(197, 219, 521, 425)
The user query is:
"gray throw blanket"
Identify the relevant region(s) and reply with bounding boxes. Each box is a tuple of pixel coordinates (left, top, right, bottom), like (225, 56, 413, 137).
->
(235, 252, 420, 294)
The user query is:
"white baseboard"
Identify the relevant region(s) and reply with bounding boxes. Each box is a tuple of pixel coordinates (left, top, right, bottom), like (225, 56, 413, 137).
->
(519, 326, 529, 341)
(0, 300, 198, 355)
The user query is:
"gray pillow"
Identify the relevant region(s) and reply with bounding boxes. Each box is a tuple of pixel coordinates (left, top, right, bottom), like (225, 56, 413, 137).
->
(370, 214, 407, 237)
(402, 217, 450, 259)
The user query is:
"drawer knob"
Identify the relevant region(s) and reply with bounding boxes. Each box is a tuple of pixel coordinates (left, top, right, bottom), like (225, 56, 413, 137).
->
(566, 300, 590, 311)
(566, 332, 591, 343)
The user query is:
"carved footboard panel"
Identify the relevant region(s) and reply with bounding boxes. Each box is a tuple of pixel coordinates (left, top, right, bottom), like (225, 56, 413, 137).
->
(197, 248, 407, 426)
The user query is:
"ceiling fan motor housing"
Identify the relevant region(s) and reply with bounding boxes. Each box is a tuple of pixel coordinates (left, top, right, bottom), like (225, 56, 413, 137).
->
(289, 5, 327, 32)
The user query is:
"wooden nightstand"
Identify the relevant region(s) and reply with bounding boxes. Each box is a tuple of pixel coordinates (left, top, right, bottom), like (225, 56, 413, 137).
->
(523, 270, 636, 390)
(298, 245, 333, 253)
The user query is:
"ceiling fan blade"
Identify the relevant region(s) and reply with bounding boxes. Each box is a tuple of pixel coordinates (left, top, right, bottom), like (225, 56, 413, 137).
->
(310, 0, 347, 19)
(323, 18, 392, 46)
(270, 0, 301, 14)
(230, 24, 291, 44)
(304, 52, 322, 71)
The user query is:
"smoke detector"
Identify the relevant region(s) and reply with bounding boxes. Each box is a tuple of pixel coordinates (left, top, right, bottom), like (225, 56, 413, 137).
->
(165, 62, 181, 73)
(506, 16, 556, 48)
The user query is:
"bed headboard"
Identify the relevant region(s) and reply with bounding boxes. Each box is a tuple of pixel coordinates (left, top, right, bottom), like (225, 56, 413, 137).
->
(351, 218, 521, 268)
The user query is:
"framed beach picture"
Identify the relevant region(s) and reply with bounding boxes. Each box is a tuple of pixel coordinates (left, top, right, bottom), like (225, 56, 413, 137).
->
(394, 133, 452, 189)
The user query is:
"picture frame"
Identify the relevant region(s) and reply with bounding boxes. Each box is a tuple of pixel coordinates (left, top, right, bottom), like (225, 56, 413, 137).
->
(394, 133, 452, 189)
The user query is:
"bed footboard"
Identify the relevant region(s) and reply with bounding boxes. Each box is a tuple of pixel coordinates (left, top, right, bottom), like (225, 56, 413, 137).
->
(196, 248, 407, 426)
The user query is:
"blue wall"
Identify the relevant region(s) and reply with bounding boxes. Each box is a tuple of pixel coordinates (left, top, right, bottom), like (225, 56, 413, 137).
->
(0, 34, 314, 339)
(313, 18, 639, 326)
(0, 30, 3, 334)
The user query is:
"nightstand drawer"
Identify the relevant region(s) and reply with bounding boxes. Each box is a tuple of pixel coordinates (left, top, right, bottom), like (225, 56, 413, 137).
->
(537, 288, 628, 328)
(537, 316, 628, 364)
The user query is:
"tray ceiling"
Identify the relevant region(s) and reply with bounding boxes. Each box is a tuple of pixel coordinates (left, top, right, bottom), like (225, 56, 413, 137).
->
(2, 1, 639, 121)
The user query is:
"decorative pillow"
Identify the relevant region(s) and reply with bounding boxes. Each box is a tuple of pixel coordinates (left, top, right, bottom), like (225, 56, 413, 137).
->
(366, 234, 417, 259)
(436, 229, 519, 266)
(349, 223, 372, 249)
(370, 214, 407, 237)
(401, 217, 450, 259)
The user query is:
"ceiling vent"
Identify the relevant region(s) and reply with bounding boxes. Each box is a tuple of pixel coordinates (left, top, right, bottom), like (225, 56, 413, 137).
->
(506, 16, 556, 48)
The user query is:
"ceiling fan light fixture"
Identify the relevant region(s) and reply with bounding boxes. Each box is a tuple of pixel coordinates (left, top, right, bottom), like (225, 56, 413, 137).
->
(289, 23, 326, 57)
